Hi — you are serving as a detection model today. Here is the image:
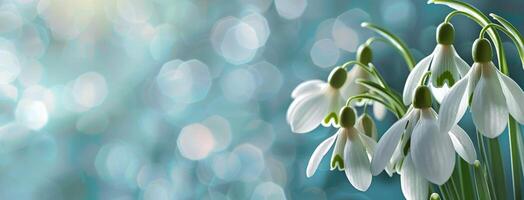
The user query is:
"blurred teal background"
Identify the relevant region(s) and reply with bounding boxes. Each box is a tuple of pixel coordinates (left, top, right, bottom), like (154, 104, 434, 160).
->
(0, 0, 523, 199)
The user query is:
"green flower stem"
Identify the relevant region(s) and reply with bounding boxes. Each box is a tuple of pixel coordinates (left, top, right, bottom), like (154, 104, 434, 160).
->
(439, 185, 451, 200)
(356, 80, 406, 114)
(477, 130, 497, 200)
(490, 13, 524, 70)
(430, 0, 508, 72)
(448, 177, 461, 200)
(364, 37, 389, 47)
(478, 23, 524, 72)
(458, 159, 475, 200)
(473, 160, 492, 200)
(345, 94, 401, 118)
(487, 138, 507, 200)
(361, 22, 416, 70)
(509, 117, 522, 200)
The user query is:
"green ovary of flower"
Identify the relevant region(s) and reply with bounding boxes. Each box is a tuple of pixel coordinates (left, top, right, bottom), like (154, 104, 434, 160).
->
(436, 70, 455, 87)
(331, 154, 344, 169)
(323, 112, 339, 125)
(328, 67, 347, 89)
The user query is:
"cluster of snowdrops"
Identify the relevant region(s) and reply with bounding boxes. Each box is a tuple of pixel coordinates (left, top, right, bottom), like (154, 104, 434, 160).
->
(287, 1, 524, 200)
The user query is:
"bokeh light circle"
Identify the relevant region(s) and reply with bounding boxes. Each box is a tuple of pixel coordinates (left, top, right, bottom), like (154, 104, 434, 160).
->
(177, 123, 215, 160)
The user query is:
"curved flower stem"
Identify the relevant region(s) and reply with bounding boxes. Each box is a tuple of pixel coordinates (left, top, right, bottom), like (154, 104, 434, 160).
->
(361, 22, 416, 70)
(345, 94, 401, 118)
(490, 13, 524, 70)
(364, 37, 389, 46)
(430, 0, 508, 72)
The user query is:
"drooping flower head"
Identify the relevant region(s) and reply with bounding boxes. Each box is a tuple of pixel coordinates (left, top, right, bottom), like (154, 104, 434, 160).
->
(373, 86, 477, 200)
(287, 67, 347, 133)
(403, 22, 470, 105)
(306, 106, 376, 191)
(288, 44, 386, 133)
(439, 38, 524, 138)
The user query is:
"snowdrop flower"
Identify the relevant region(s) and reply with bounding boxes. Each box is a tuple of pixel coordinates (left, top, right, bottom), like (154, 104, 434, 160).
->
(287, 67, 347, 133)
(306, 106, 377, 191)
(403, 22, 470, 105)
(372, 86, 477, 200)
(288, 45, 384, 134)
(439, 38, 524, 138)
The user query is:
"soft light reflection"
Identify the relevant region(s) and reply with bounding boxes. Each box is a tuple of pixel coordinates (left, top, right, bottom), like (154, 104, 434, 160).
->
(275, 0, 307, 20)
(15, 99, 48, 130)
(177, 123, 215, 160)
(0, 50, 20, 84)
(72, 72, 108, 110)
(156, 59, 211, 103)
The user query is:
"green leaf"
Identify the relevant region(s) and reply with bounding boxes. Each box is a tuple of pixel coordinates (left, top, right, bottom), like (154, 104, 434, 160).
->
(473, 160, 492, 200)
(458, 159, 475, 200)
(487, 138, 507, 200)
(508, 117, 522, 200)
(361, 22, 416, 70)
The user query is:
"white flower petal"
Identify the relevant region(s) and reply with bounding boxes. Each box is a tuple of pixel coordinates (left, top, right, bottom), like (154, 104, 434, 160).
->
(471, 64, 508, 138)
(321, 91, 344, 127)
(287, 91, 331, 133)
(330, 129, 347, 170)
(306, 133, 337, 177)
(411, 109, 455, 185)
(449, 125, 477, 164)
(344, 133, 372, 191)
(430, 45, 461, 89)
(454, 52, 470, 76)
(429, 81, 451, 103)
(403, 54, 432, 105)
(497, 71, 524, 124)
(359, 133, 377, 160)
(401, 153, 429, 200)
(438, 71, 470, 134)
(371, 117, 408, 175)
(292, 79, 324, 98)
(340, 65, 371, 99)
(372, 102, 387, 121)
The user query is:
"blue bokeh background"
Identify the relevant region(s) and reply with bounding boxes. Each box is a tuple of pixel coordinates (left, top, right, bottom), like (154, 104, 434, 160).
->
(1, 0, 524, 199)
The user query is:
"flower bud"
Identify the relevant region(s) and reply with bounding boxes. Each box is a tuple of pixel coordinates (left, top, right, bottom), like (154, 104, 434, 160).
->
(413, 86, 432, 109)
(436, 22, 455, 45)
(328, 67, 347, 89)
(430, 193, 441, 200)
(339, 106, 356, 128)
(357, 44, 373, 65)
(472, 38, 492, 62)
(358, 114, 377, 140)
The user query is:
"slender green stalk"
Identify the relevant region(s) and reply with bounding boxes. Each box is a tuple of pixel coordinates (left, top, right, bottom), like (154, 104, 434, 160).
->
(458, 159, 475, 200)
(509, 117, 522, 200)
(439, 185, 451, 200)
(487, 138, 507, 200)
(448, 177, 461, 200)
(473, 160, 492, 200)
(360, 22, 416, 70)
(477, 131, 497, 200)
